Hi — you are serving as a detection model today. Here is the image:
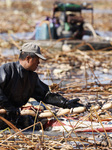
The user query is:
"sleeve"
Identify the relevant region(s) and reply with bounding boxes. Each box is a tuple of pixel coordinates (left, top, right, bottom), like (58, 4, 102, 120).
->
(32, 74, 49, 102)
(0, 65, 15, 109)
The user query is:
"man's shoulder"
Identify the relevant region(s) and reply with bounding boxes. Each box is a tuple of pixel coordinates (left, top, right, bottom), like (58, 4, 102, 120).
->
(0, 61, 18, 71)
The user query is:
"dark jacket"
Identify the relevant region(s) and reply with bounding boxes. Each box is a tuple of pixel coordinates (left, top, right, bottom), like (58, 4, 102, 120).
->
(0, 61, 49, 109)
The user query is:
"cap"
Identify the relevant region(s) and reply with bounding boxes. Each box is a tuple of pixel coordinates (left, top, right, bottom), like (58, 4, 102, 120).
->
(21, 42, 46, 60)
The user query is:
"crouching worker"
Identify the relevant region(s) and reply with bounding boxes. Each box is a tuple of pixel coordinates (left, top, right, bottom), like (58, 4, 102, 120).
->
(0, 42, 83, 130)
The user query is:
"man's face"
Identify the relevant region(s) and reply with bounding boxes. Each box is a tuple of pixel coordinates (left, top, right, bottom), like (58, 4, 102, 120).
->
(27, 56, 40, 71)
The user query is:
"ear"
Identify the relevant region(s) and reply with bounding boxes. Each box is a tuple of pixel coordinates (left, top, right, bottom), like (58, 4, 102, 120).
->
(26, 56, 31, 63)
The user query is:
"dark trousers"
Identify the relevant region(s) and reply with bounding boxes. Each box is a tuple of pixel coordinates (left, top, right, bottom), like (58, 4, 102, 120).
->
(0, 114, 42, 130)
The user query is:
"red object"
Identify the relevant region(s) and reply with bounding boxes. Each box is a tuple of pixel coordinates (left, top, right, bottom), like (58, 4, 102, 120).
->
(44, 118, 112, 132)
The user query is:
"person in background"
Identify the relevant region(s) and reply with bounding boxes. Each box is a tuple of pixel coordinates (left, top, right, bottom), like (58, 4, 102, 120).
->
(0, 42, 83, 129)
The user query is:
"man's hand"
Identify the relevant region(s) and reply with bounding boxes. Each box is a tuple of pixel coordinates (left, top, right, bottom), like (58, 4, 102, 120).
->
(64, 98, 84, 109)
(44, 92, 84, 109)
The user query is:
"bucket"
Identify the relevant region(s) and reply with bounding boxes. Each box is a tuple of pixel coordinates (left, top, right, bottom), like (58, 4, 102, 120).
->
(35, 23, 49, 40)
(35, 22, 57, 40)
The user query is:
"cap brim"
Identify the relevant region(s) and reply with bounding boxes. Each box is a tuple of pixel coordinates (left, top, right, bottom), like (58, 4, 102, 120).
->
(35, 53, 46, 60)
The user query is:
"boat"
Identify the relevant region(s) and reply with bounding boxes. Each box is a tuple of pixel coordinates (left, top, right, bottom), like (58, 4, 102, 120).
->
(44, 117, 112, 132)
(16, 100, 112, 133)
(0, 2, 111, 51)
(9, 1, 112, 51)
(1, 103, 112, 133)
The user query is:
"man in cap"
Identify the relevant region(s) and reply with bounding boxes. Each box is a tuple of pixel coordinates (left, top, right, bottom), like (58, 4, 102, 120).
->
(0, 42, 83, 129)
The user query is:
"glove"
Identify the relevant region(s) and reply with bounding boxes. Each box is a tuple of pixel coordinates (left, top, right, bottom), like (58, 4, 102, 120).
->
(44, 92, 67, 108)
(44, 92, 83, 109)
(6, 106, 20, 122)
(64, 98, 84, 109)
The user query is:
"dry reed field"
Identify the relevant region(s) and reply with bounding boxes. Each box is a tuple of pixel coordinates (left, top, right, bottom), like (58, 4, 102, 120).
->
(0, 0, 112, 149)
